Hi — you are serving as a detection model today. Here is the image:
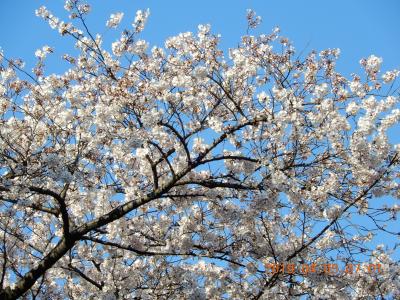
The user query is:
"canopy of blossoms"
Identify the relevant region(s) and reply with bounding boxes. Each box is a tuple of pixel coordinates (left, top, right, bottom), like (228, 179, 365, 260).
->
(0, 1, 399, 299)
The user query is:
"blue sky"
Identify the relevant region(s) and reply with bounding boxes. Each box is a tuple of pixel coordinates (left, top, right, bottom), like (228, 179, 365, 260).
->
(1, 0, 399, 76)
(1, 0, 399, 263)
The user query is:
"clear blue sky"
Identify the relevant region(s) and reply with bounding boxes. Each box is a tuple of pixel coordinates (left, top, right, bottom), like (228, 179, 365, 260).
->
(1, 1, 399, 259)
(1, 0, 399, 76)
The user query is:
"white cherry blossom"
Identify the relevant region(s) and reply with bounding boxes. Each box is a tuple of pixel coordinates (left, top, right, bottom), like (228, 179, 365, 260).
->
(0, 2, 399, 299)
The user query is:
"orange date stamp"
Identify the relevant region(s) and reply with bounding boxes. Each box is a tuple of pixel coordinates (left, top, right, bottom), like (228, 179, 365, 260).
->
(265, 262, 382, 276)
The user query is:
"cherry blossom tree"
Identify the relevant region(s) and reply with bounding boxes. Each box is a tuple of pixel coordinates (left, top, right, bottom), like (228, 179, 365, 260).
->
(1, 1, 400, 299)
